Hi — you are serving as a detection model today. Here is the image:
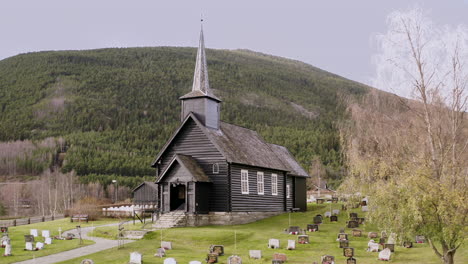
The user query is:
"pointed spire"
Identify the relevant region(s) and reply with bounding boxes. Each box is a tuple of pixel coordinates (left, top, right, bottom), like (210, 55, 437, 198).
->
(192, 23, 212, 96)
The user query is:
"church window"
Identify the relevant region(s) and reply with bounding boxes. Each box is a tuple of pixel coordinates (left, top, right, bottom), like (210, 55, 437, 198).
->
(213, 163, 219, 174)
(271, 173, 278, 195)
(257, 172, 264, 195)
(241, 169, 249, 194)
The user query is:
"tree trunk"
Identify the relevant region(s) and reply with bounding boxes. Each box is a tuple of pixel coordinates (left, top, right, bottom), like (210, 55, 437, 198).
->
(443, 251, 455, 264)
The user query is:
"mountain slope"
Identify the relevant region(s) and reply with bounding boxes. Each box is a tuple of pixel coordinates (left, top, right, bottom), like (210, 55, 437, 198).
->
(0, 47, 369, 187)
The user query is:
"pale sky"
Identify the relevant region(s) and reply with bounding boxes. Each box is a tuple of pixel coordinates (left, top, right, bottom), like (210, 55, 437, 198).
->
(1, 0, 467, 85)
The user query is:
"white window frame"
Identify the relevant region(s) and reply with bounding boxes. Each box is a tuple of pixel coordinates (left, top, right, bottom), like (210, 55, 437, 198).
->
(286, 184, 290, 198)
(212, 163, 219, 174)
(241, 169, 249, 194)
(257, 171, 264, 195)
(271, 173, 278, 195)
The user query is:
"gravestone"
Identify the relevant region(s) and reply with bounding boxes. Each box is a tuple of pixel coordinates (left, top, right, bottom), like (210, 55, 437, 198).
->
(272, 260, 283, 264)
(379, 238, 386, 245)
(378, 248, 391, 261)
(154, 247, 166, 257)
(337, 233, 348, 241)
(313, 216, 322, 225)
(349, 213, 358, 218)
(415, 235, 426, 243)
(352, 229, 362, 237)
(321, 255, 335, 264)
(330, 216, 338, 222)
(206, 253, 218, 263)
(403, 241, 413, 248)
(324, 211, 331, 218)
(287, 240, 295, 250)
(249, 250, 262, 259)
(381, 231, 388, 239)
(287, 226, 300, 235)
(361, 199, 367, 206)
(42, 230, 50, 238)
(347, 221, 358, 228)
(357, 218, 365, 224)
(339, 240, 349, 248)
(332, 197, 338, 203)
(298, 235, 309, 244)
(210, 245, 224, 256)
(36, 242, 44, 250)
(1, 234, 9, 247)
(228, 255, 242, 264)
(273, 253, 287, 262)
(346, 257, 357, 264)
(161, 241, 173, 250)
(343, 247, 354, 257)
(384, 244, 395, 252)
(30, 229, 38, 237)
(316, 199, 324, 204)
(387, 233, 397, 244)
(45, 237, 52, 245)
(367, 240, 379, 252)
(268, 239, 280, 249)
(164, 258, 177, 264)
(4, 243, 12, 256)
(189, 262, 201, 264)
(332, 209, 340, 215)
(25, 242, 33, 251)
(66, 233, 75, 240)
(129, 252, 142, 264)
(368, 232, 378, 239)
(342, 204, 347, 211)
(0, 227, 8, 233)
(361, 206, 368, 212)
(24, 235, 34, 243)
(80, 259, 94, 264)
(307, 224, 319, 232)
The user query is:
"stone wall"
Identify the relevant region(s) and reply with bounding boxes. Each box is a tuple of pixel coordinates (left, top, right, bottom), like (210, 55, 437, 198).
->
(182, 211, 283, 227)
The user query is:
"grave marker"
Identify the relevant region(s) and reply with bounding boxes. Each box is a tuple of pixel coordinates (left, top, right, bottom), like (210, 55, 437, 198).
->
(80, 259, 94, 264)
(361, 206, 368, 212)
(228, 255, 242, 264)
(415, 235, 426, 243)
(45, 237, 52, 245)
(324, 211, 331, 218)
(4, 243, 11, 256)
(273, 253, 287, 262)
(287, 240, 295, 250)
(313, 216, 322, 225)
(189, 262, 201, 264)
(268, 239, 280, 249)
(210, 245, 224, 256)
(30, 229, 38, 237)
(367, 240, 379, 252)
(378, 248, 391, 261)
(330, 215, 338, 222)
(379, 238, 386, 245)
(249, 250, 262, 259)
(352, 229, 362, 237)
(25, 242, 33, 251)
(346, 257, 357, 264)
(287, 226, 300, 235)
(343, 247, 354, 257)
(381, 231, 387, 239)
(332, 197, 338, 203)
(161, 241, 173, 250)
(316, 199, 324, 204)
(357, 218, 365, 224)
(321, 255, 335, 264)
(0, 227, 8, 233)
(154, 247, 166, 257)
(384, 243, 395, 252)
(129, 252, 142, 264)
(368, 232, 378, 239)
(347, 221, 358, 228)
(35, 242, 44, 250)
(298, 235, 309, 244)
(332, 209, 340, 215)
(307, 224, 319, 232)
(339, 240, 349, 248)
(388, 233, 397, 244)
(206, 253, 218, 263)
(349, 213, 358, 218)
(403, 241, 413, 248)
(42, 230, 50, 238)
(164, 258, 177, 264)
(337, 233, 348, 241)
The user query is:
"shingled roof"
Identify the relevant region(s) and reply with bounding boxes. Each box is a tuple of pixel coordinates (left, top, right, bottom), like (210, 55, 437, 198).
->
(268, 144, 309, 177)
(157, 153, 211, 183)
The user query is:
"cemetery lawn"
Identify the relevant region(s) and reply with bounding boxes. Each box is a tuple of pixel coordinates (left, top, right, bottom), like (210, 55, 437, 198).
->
(58, 205, 468, 264)
(3, 217, 126, 263)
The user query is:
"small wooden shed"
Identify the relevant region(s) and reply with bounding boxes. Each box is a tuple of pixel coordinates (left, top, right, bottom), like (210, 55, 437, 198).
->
(132, 181, 158, 206)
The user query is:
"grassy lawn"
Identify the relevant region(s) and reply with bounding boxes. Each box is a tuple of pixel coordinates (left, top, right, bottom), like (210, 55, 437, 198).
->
(88, 221, 149, 240)
(1, 217, 125, 263)
(49, 206, 468, 263)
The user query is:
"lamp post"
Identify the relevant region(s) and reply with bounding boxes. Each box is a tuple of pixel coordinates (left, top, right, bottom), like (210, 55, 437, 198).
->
(112, 180, 118, 203)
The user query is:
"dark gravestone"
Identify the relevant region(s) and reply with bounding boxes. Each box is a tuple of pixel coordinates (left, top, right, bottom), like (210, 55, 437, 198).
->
(368, 232, 378, 239)
(379, 238, 386, 245)
(0, 227, 8, 233)
(287, 226, 300, 235)
(339, 240, 349, 248)
(330, 216, 338, 222)
(352, 229, 362, 237)
(332, 197, 338, 203)
(384, 243, 395, 252)
(210, 245, 224, 256)
(403, 241, 413, 248)
(349, 213, 358, 218)
(347, 221, 358, 228)
(298, 235, 309, 244)
(206, 253, 218, 263)
(337, 233, 348, 241)
(343, 247, 354, 257)
(321, 255, 335, 264)
(24, 235, 34, 243)
(316, 199, 324, 204)
(346, 257, 357, 264)
(313, 216, 322, 225)
(357, 218, 365, 224)
(361, 200, 367, 206)
(307, 224, 319, 232)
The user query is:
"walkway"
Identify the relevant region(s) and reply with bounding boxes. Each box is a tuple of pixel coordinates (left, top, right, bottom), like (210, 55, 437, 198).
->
(13, 222, 136, 264)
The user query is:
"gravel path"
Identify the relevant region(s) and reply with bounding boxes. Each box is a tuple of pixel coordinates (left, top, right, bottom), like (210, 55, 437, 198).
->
(13, 222, 136, 264)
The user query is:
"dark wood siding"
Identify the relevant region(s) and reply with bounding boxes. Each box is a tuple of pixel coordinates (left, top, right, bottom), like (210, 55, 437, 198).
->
(294, 177, 307, 211)
(286, 176, 294, 210)
(230, 164, 286, 212)
(133, 184, 158, 205)
(158, 118, 228, 211)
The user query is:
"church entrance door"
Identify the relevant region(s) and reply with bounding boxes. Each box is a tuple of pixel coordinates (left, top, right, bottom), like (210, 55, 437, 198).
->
(170, 184, 186, 211)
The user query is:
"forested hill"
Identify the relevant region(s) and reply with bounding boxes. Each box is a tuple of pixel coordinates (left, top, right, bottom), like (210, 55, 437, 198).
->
(0, 47, 368, 188)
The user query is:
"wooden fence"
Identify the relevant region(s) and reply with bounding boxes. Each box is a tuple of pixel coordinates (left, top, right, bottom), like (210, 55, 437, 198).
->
(0, 214, 64, 227)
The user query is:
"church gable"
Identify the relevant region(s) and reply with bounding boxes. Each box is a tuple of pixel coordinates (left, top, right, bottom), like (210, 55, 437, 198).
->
(157, 154, 211, 183)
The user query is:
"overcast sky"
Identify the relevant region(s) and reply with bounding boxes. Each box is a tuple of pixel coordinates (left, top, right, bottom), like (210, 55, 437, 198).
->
(1, 0, 467, 85)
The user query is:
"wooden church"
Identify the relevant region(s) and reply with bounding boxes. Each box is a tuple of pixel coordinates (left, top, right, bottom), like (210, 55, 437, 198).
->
(139, 26, 309, 222)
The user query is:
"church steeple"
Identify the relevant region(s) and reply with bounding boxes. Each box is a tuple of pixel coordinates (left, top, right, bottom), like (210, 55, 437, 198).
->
(180, 23, 221, 129)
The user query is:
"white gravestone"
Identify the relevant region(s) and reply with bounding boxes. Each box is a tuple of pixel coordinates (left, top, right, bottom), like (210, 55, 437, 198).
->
(25, 242, 33, 251)
(189, 261, 201, 264)
(287, 240, 296, 250)
(367, 240, 379, 252)
(362, 206, 369, 212)
(378, 248, 391, 260)
(164, 257, 177, 264)
(388, 233, 397, 244)
(332, 209, 340, 215)
(161, 241, 172, 250)
(42, 230, 50, 238)
(324, 211, 332, 217)
(154, 247, 165, 257)
(30, 229, 38, 237)
(228, 255, 242, 264)
(249, 250, 262, 259)
(129, 252, 142, 264)
(268, 239, 280, 249)
(36, 242, 44, 250)
(4, 244, 12, 256)
(45, 237, 53, 244)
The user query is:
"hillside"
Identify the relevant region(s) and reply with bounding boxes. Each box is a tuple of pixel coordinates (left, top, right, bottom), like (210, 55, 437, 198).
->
(0, 47, 369, 188)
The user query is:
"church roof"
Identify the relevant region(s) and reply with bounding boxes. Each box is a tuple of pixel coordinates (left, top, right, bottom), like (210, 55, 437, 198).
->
(268, 144, 309, 177)
(180, 25, 221, 102)
(132, 181, 158, 192)
(156, 153, 211, 183)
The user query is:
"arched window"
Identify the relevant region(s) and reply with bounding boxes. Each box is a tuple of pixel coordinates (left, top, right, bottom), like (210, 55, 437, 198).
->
(212, 163, 219, 174)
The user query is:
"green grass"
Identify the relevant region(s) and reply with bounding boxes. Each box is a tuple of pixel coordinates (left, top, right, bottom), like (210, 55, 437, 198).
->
(55, 204, 467, 264)
(1, 217, 125, 263)
(88, 222, 149, 240)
